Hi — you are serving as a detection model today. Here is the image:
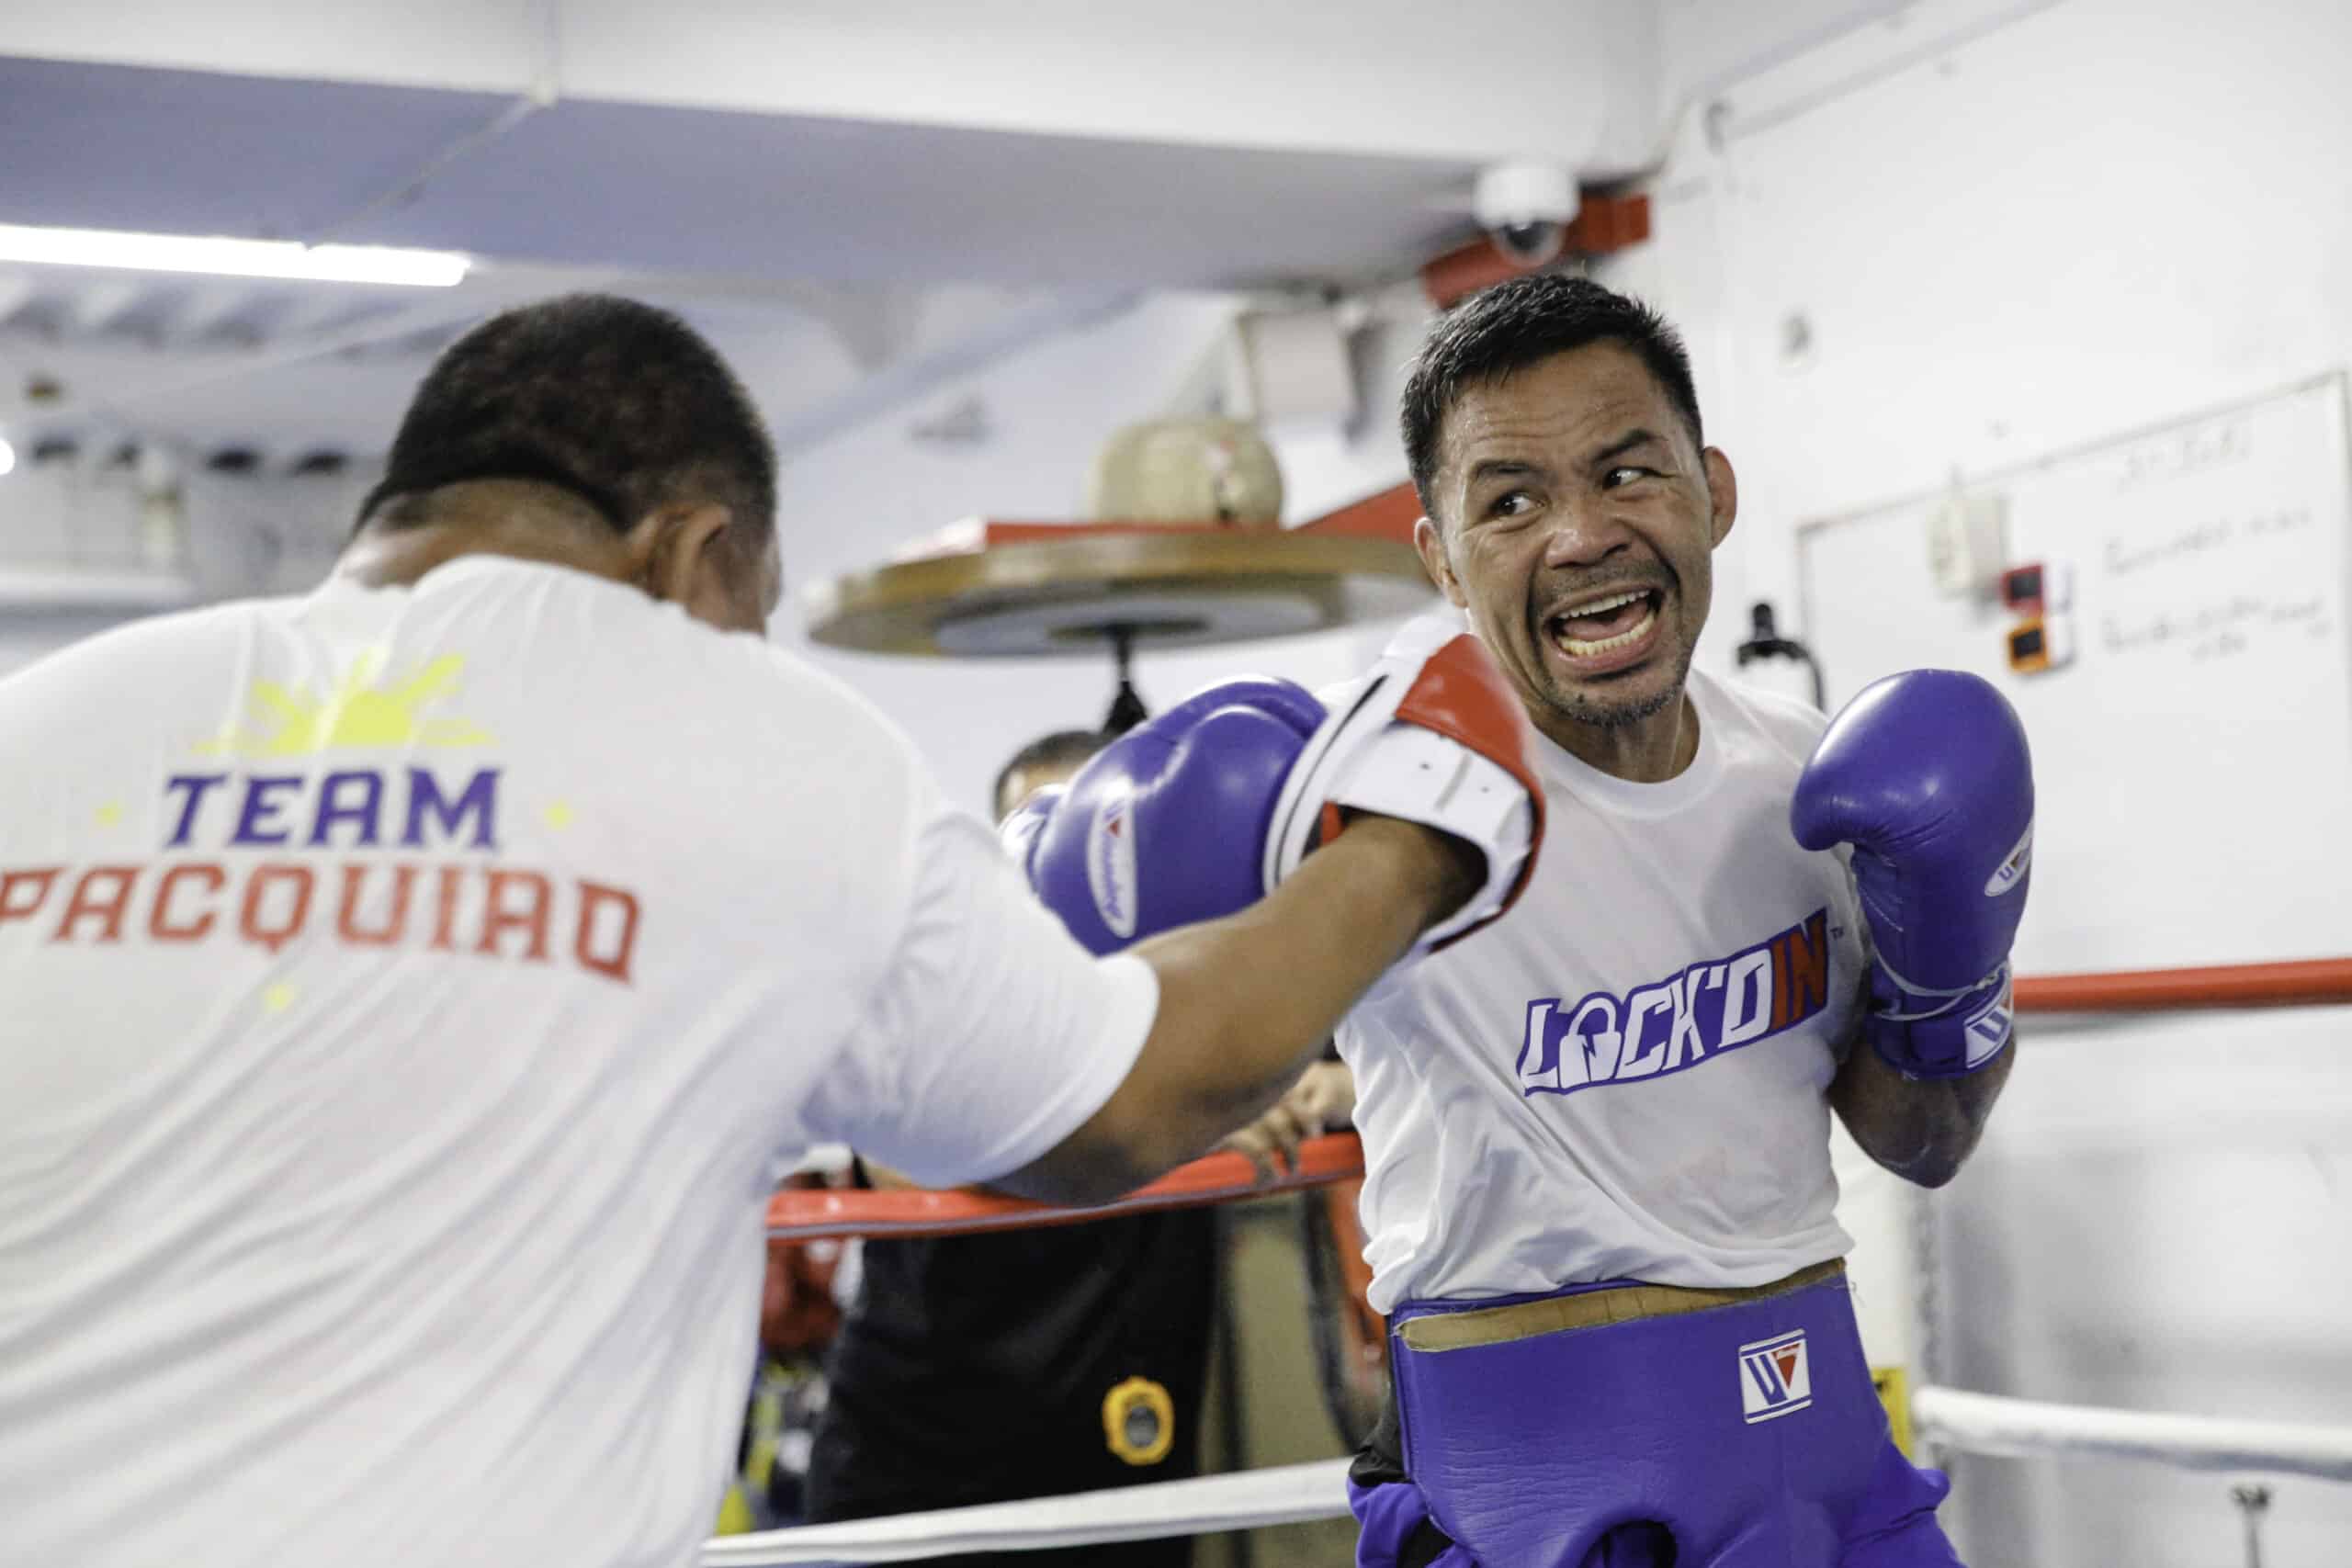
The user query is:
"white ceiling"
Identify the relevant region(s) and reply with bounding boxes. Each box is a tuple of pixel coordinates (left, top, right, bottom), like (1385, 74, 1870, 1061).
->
(0, 43, 1505, 468)
(0, 52, 1513, 290)
(0, 0, 1918, 468)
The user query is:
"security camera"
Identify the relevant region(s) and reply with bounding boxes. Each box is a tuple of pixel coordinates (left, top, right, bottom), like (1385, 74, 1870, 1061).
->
(1474, 162, 1580, 267)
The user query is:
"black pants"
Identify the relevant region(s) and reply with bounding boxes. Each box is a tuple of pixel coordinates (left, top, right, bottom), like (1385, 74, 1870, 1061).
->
(1350, 1393, 1456, 1568)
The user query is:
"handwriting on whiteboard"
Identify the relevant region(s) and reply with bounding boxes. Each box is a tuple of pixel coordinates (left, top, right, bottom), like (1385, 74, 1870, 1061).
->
(2115, 417, 2252, 491)
(2103, 596, 2330, 663)
(2098, 499, 2330, 662)
(2106, 506, 2315, 577)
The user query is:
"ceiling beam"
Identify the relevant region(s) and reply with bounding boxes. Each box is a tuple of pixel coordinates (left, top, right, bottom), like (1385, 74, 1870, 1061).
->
(0, 272, 39, 325)
(82, 259, 617, 423)
(70, 279, 148, 333)
(172, 282, 262, 344)
(270, 288, 377, 340)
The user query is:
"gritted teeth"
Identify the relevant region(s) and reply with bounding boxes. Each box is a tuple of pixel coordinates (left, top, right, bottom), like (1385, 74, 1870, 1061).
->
(1557, 605, 1656, 655)
(1544, 586, 1661, 632)
(1554, 587, 1648, 620)
(1545, 587, 1661, 657)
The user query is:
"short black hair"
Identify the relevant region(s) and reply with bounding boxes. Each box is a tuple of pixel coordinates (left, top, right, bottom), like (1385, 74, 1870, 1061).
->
(1402, 274, 1702, 518)
(359, 293, 776, 541)
(993, 728, 1109, 817)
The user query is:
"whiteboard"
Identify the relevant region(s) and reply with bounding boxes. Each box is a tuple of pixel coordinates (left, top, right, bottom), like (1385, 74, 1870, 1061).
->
(1797, 376, 2352, 975)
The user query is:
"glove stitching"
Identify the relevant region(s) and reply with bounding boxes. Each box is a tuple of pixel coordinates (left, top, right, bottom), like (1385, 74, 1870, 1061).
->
(1871, 953, 2009, 1008)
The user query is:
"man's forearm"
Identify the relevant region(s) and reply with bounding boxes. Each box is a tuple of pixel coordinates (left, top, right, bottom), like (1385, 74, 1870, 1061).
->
(1012, 818, 1467, 1203)
(1830, 1034, 2016, 1188)
(992, 817, 1474, 1208)
(1126, 818, 1469, 1156)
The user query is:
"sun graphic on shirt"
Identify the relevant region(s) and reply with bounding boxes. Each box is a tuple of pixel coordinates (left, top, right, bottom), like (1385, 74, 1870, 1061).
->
(198, 648, 494, 757)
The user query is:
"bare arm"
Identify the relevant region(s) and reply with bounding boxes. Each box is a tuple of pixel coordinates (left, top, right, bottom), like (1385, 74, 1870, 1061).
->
(998, 818, 1469, 1205)
(1829, 1030, 2016, 1189)
(1220, 1058, 1356, 1183)
(869, 1044, 1354, 1193)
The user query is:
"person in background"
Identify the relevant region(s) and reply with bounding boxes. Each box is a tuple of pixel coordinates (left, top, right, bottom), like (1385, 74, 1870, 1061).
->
(714, 1175, 853, 1535)
(805, 727, 1355, 1567)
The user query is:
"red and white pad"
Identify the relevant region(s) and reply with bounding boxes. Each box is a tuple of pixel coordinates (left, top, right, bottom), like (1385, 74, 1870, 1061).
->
(1264, 618, 1544, 953)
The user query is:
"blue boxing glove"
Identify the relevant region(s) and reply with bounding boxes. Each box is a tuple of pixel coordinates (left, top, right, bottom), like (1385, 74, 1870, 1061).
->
(1030, 680, 1326, 953)
(1030, 621, 1543, 957)
(997, 783, 1065, 881)
(1791, 671, 2034, 1078)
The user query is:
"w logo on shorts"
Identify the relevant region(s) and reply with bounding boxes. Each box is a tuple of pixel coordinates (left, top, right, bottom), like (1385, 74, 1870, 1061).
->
(1738, 1330, 1813, 1424)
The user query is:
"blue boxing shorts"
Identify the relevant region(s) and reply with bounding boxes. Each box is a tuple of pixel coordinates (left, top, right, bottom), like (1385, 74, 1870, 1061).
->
(1347, 1261, 1962, 1567)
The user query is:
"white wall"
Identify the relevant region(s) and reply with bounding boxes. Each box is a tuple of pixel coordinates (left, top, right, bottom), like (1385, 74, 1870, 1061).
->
(0, 465, 151, 575)
(776, 290, 1432, 814)
(0, 458, 380, 673)
(0, 609, 129, 679)
(0, 464, 174, 675)
(1613, 1, 2352, 1562)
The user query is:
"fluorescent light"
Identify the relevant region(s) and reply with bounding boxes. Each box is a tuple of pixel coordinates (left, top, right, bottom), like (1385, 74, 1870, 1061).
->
(0, 224, 469, 288)
(0, 438, 13, 478)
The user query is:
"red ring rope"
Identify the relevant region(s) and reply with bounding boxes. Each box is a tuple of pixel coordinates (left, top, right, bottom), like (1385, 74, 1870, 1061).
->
(2015, 956, 2352, 1011)
(766, 1133, 1365, 1241)
(770, 956, 2352, 1242)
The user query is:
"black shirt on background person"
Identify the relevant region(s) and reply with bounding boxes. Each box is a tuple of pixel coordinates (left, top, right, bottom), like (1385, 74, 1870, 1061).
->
(806, 1194, 1220, 1568)
(803, 729, 1219, 1567)
(804, 728, 1364, 1564)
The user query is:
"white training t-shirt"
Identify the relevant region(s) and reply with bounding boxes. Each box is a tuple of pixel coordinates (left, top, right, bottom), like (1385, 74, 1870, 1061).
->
(1338, 666, 1866, 1313)
(0, 557, 1156, 1567)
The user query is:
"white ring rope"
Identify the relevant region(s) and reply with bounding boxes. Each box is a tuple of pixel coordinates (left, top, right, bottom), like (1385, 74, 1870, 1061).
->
(1912, 1385, 2352, 1483)
(701, 1458, 1351, 1566)
(703, 1388, 2352, 1565)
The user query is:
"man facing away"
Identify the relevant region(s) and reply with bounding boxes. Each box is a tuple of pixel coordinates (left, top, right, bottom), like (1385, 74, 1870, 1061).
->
(0, 294, 1544, 1568)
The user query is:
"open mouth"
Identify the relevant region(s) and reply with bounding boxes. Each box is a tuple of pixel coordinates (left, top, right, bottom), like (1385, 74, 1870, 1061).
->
(1544, 586, 1664, 664)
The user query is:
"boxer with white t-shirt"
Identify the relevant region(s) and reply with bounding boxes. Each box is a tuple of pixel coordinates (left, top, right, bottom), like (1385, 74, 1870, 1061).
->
(1325, 277, 2033, 1566)
(957, 276, 2031, 1567)
(0, 296, 1547, 1568)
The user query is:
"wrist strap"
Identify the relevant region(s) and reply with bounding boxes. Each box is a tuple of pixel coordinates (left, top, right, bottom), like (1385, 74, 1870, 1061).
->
(1869, 966, 2014, 1078)
(1872, 952, 2009, 1010)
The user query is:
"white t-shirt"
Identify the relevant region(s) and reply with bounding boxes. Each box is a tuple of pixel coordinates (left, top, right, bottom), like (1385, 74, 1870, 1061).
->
(1338, 667, 1866, 1313)
(0, 557, 1156, 1567)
